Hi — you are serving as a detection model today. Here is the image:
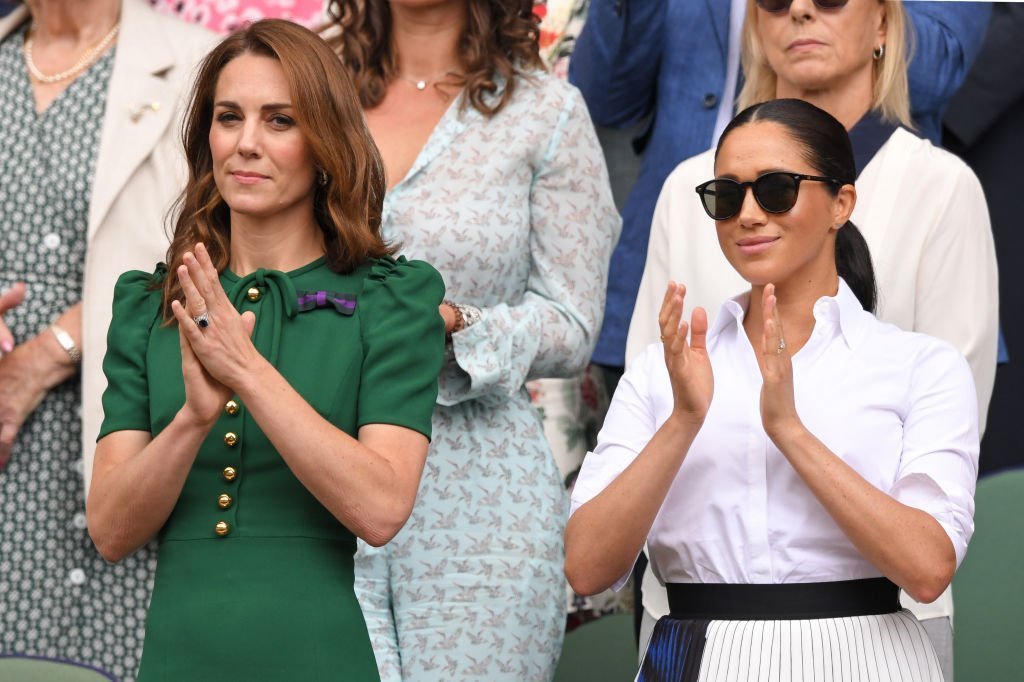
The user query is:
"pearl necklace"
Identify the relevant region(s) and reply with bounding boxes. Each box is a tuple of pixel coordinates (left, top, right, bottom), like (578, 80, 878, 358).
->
(24, 22, 120, 85)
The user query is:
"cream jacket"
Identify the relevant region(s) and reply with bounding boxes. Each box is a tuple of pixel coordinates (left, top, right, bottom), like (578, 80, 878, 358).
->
(0, 0, 215, 499)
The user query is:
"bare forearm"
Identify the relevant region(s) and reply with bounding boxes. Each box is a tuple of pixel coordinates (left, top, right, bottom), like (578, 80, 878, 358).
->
(235, 359, 418, 545)
(34, 302, 83, 388)
(774, 425, 956, 603)
(565, 415, 701, 595)
(88, 414, 209, 561)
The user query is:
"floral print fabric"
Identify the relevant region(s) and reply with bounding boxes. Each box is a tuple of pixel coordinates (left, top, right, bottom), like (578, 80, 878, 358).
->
(148, 0, 323, 33)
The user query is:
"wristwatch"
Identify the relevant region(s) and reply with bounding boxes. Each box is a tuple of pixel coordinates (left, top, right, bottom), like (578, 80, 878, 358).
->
(443, 301, 482, 363)
(444, 300, 482, 336)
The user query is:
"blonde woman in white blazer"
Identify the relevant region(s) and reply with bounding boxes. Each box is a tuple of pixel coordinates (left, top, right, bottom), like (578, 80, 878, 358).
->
(0, 0, 212, 677)
(625, 1, 997, 680)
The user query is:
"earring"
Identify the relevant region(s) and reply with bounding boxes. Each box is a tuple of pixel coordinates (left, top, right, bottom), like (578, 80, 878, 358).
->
(317, 169, 329, 186)
(872, 44, 885, 60)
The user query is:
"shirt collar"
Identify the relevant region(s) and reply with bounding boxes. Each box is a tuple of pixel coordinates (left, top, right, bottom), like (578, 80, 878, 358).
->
(848, 110, 899, 178)
(708, 278, 870, 350)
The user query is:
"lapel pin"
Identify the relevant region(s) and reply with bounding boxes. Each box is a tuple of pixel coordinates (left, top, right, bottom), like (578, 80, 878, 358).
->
(129, 101, 161, 122)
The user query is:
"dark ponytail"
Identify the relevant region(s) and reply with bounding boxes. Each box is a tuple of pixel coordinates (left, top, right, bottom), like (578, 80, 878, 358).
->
(834, 222, 877, 313)
(717, 99, 877, 312)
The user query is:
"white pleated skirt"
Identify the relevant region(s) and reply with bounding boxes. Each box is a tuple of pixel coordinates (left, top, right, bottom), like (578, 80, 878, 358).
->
(636, 610, 944, 682)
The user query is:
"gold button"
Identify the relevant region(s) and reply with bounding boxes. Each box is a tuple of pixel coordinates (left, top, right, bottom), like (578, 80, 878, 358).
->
(214, 520, 230, 537)
(222, 466, 237, 482)
(224, 432, 238, 447)
(247, 287, 261, 302)
(218, 493, 233, 509)
(225, 399, 239, 415)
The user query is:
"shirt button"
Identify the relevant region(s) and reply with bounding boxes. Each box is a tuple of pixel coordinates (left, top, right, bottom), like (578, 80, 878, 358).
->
(214, 521, 230, 537)
(222, 466, 238, 482)
(224, 432, 238, 447)
(72, 513, 87, 529)
(43, 232, 61, 249)
(246, 287, 261, 302)
(218, 493, 233, 509)
(703, 93, 718, 108)
(69, 568, 86, 585)
(225, 399, 239, 415)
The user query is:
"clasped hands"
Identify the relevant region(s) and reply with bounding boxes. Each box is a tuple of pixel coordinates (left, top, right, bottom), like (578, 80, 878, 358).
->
(0, 283, 76, 467)
(170, 244, 259, 428)
(659, 281, 802, 442)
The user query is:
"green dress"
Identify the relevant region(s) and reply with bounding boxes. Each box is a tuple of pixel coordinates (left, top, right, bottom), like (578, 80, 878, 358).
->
(98, 256, 445, 681)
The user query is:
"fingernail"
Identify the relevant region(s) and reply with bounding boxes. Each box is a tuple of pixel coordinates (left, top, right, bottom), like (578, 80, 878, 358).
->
(1, 340, 12, 353)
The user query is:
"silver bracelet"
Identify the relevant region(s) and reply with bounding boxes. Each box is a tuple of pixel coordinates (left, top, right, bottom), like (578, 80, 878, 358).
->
(50, 324, 81, 364)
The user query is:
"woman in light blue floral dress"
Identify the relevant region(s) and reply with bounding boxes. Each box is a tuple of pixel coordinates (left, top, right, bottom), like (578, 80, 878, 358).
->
(324, 1, 619, 679)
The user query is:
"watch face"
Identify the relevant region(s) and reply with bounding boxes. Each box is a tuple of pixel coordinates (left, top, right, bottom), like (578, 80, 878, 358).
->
(462, 305, 482, 327)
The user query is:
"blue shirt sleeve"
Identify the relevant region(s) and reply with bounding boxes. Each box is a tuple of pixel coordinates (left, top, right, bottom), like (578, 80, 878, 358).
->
(568, 0, 667, 128)
(906, 1, 992, 143)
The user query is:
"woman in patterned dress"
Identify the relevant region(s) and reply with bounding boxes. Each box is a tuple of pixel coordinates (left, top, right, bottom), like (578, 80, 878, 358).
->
(323, 1, 620, 680)
(0, 1, 211, 678)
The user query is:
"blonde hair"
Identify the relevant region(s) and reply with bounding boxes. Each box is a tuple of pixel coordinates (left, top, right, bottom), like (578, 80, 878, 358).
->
(737, 0, 912, 128)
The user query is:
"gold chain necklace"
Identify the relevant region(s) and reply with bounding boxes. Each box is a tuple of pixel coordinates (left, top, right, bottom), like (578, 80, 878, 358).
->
(24, 22, 120, 85)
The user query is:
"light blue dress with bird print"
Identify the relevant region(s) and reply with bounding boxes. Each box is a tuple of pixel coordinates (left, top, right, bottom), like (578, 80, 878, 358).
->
(354, 71, 620, 681)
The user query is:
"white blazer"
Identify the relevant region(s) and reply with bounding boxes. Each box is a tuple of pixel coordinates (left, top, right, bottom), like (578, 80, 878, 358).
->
(626, 127, 999, 624)
(0, 0, 216, 499)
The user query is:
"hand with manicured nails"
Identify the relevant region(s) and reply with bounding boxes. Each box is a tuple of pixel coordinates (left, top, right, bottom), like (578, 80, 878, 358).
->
(659, 281, 713, 425)
(757, 283, 802, 443)
(169, 243, 257, 427)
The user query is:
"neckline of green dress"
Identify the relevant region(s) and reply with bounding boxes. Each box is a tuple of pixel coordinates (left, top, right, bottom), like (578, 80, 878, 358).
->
(221, 255, 328, 283)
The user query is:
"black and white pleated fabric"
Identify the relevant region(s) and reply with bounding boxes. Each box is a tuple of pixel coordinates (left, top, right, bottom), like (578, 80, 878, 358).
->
(636, 610, 944, 682)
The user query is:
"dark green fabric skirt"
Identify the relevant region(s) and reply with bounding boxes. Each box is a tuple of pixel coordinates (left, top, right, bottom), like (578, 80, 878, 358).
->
(137, 536, 380, 681)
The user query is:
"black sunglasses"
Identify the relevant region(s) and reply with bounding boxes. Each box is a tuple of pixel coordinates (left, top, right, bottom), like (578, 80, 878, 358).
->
(755, 0, 848, 12)
(694, 172, 842, 221)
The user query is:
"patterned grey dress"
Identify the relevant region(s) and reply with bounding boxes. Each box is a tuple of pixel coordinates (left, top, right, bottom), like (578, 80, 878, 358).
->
(0, 26, 155, 681)
(354, 72, 620, 681)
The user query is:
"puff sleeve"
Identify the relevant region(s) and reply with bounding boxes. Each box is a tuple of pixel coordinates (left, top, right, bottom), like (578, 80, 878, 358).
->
(356, 257, 446, 439)
(97, 269, 164, 439)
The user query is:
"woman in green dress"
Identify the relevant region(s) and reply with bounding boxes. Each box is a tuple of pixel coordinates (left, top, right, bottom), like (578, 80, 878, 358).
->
(86, 20, 445, 681)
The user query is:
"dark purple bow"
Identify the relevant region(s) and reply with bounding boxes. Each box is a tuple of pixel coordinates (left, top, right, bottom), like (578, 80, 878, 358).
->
(296, 290, 357, 316)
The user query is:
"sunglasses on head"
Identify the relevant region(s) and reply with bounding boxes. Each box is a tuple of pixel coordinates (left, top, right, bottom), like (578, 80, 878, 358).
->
(694, 171, 842, 221)
(755, 0, 849, 12)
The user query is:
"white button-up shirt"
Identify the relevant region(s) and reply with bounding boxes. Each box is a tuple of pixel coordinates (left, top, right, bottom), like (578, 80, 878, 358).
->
(571, 280, 979, 590)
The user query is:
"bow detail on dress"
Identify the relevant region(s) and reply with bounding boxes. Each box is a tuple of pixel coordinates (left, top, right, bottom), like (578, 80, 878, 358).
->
(296, 290, 357, 316)
(226, 268, 298, 366)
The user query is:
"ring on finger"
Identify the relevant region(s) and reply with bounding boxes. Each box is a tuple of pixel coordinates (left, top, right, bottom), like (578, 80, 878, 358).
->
(776, 338, 787, 354)
(193, 310, 211, 329)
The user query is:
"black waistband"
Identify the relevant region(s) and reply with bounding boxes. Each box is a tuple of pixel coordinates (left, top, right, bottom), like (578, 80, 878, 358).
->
(665, 578, 900, 620)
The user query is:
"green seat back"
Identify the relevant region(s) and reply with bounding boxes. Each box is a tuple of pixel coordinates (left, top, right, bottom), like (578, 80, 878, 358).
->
(0, 657, 115, 681)
(953, 468, 1024, 680)
(555, 613, 638, 681)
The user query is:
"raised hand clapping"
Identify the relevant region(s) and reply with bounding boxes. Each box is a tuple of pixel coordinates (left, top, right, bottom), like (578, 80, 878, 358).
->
(756, 283, 801, 442)
(659, 281, 713, 425)
(169, 243, 257, 426)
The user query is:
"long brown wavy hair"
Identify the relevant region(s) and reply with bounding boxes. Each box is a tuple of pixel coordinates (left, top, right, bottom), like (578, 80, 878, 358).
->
(322, 0, 544, 117)
(161, 19, 393, 320)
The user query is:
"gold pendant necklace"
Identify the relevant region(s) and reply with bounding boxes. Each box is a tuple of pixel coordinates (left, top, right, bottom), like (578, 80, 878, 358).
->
(398, 68, 458, 92)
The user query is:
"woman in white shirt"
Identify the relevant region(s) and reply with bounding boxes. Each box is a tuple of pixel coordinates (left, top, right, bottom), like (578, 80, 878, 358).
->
(627, 2, 997, 671)
(566, 98, 978, 681)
